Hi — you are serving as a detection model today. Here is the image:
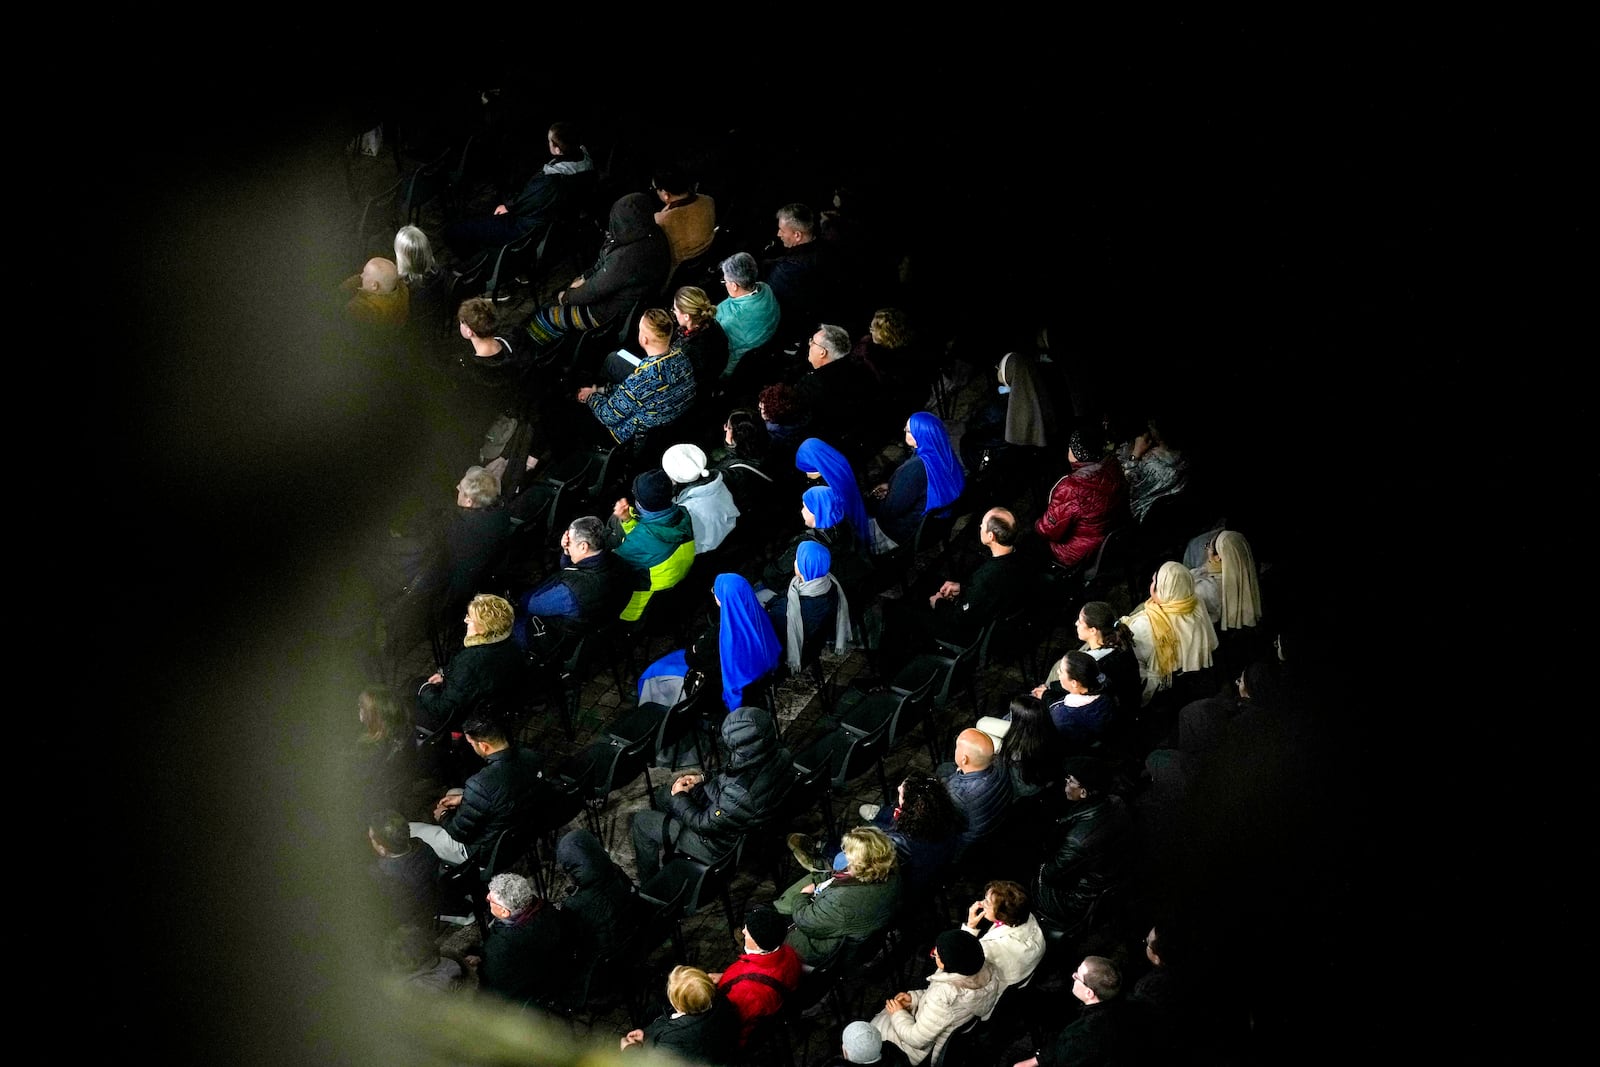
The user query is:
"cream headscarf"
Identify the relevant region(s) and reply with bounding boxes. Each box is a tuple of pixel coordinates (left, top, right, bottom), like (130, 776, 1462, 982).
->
(1127, 562, 1203, 685)
(1212, 530, 1262, 631)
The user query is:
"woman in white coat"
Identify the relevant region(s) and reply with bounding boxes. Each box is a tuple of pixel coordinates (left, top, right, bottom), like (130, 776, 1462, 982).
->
(872, 928, 1001, 1065)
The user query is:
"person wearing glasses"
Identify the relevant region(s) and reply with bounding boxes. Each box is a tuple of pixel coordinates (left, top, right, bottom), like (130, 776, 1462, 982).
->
(1011, 956, 1129, 1067)
(462, 872, 577, 1009)
(712, 251, 780, 379)
(794, 323, 879, 443)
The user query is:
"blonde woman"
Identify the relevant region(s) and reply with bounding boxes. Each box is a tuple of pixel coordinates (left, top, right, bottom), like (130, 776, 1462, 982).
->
(776, 826, 902, 965)
(415, 593, 526, 733)
(671, 285, 729, 385)
(1122, 562, 1218, 706)
(621, 965, 741, 1061)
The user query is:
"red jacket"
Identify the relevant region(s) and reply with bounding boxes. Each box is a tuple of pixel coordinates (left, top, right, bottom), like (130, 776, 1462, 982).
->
(717, 943, 803, 1046)
(1035, 458, 1130, 569)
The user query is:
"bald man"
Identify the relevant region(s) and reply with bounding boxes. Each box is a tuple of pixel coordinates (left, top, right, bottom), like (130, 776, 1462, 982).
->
(342, 256, 410, 328)
(866, 506, 1033, 675)
(864, 726, 1013, 857)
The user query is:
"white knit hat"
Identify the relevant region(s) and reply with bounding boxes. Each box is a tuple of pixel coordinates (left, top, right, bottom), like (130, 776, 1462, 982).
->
(661, 443, 709, 484)
(841, 1021, 882, 1063)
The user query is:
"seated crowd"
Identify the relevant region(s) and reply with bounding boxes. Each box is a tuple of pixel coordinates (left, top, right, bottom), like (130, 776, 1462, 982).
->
(344, 113, 1297, 1066)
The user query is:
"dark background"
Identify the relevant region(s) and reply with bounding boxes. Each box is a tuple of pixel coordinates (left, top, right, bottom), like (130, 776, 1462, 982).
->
(99, 25, 1576, 1063)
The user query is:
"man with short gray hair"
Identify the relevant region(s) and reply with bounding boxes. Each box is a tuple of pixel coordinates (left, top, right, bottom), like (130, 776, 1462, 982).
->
(512, 515, 636, 654)
(763, 202, 841, 332)
(795, 322, 877, 437)
(463, 872, 578, 1007)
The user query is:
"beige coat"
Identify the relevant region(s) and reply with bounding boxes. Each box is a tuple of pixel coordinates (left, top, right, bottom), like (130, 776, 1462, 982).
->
(966, 915, 1046, 1010)
(871, 963, 1001, 1065)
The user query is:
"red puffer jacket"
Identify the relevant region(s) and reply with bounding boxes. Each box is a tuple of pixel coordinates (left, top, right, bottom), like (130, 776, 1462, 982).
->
(1034, 458, 1130, 568)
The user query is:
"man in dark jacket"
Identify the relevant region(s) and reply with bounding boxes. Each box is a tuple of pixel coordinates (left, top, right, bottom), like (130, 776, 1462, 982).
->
(514, 516, 635, 655)
(863, 728, 1012, 857)
(794, 324, 878, 441)
(465, 872, 578, 1008)
(525, 191, 669, 348)
(630, 706, 794, 882)
(1018, 956, 1130, 1067)
(443, 121, 593, 259)
(409, 716, 550, 867)
(761, 203, 844, 336)
(1032, 759, 1134, 933)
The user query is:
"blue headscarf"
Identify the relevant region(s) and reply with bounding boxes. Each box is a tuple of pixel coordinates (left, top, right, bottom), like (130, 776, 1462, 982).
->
(802, 486, 845, 530)
(714, 573, 781, 713)
(795, 540, 832, 581)
(907, 412, 965, 511)
(794, 438, 869, 538)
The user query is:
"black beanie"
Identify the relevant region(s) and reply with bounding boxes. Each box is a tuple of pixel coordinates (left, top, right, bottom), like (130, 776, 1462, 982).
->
(744, 906, 790, 951)
(633, 469, 675, 512)
(934, 929, 986, 976)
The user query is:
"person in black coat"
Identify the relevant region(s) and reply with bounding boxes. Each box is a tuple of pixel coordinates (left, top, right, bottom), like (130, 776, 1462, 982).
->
(621, 966, 741, 1065)
(1032, 759, 1134, 934)
(465, 873, 579, 1009)
(1020, 956, 1131, 1067)
(512, 516, 636, 656)
(555, 828, 638, 958)
(525, 192, 670, 348)
(366, 810, 440, 929)
(794, 324, 879, 443)
(409, 715, 550, 868)
(415, 594, 528, 734)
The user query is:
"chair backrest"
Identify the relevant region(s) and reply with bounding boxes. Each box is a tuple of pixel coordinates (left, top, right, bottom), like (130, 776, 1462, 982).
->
(683, 834, 746, 916)
(885, 670, 939, 752)
(930, 1015, 983, 1067)
(833, 712, 891, 791)
(656, 678, 712, 764)
(355, 174, 406, 254)
(592, 731, 655, 803)
(912, 506, 958, 558)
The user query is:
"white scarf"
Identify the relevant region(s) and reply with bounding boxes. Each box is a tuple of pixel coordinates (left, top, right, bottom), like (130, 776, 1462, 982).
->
(784, 573, 852, 671)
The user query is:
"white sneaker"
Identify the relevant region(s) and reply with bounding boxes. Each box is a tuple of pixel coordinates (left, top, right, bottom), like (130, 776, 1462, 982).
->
(859, 803, 881, 821)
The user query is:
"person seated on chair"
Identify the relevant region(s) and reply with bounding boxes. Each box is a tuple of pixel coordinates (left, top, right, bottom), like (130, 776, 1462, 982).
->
(620, 965, 741, 1064)
(869, 927, 1001, 1067)
(792, 777, 963, 901)
(652, 165, 716, 274)
(866, 412, 965, 555)
(554, 827, 639, 959)
(794, 437, 872, 547)
(629, 704, 793, 883)
(987, 695, 1068, 800)
(462, 872, 578, 1009)
(1031, 758, 1133, 936)
(828, 1019, 912, 1067)
(671, 285, 730, 390)
(1118, 413, 1191, 524)
(453, 297, 520, 390)
(1036, 602, 1143, 722)
(1031, 651, 1117, 749)
(853, 308, 928, 414)
(794, 324, 879, 442)
(713, 251, 780, 380)
(511, 516, 635, 655)
(761, 202, 842, 333)
(774, 826, 901, 967)
(1013, 956, 1131, 1067)
(1128, 919, 1196, 1061)
(414, 593, 526, 735)
(341, 256, 409, 329)
(1190, 529, 1267, 680)
(634, 573, 782, 722)
(866, 508, 1030, 675)
(709, 408, 780, 525)
(1122, 561, 1219, 707)
(601, 470, 697, 622)
(663, 442, 740, 554)
(767, 541, 851, 678)
(956, 879, 1046, 1000)
(707, 905, 802, 1050)
(958, 350, 1056, 478)
(759, 382, 813, 455)
(367, 810, 440, 930)
(1034, 424, 1130, 574)
(576, 309, 697, 445)
(524, 191, 669, 350)
(442, 121, 592, 259)
(395, 224, 446, 329)
(350, 687, 425, 822)
(761, 486, 874, 606)
(408, 713, 548, 867)
(864, 728, 1012, 859)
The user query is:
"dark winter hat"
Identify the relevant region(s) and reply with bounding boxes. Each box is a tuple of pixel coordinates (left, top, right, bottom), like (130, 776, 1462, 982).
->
(934, 928, 986, 975)
(744, 906, 790, 951)
(1068, 425, 1112, 462)
(633, 469, 675, 512)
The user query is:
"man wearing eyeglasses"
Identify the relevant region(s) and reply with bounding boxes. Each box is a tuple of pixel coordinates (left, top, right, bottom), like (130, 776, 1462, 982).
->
(1011, 956, 1128, 1067)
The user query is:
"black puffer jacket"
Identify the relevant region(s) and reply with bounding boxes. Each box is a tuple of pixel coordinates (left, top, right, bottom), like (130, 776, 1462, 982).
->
(416, 635, 527, 733)
(562, 192, 669, 322)
(557, 828, 638, 956)
(1033, 794, 1134, 929)
(667, 706, 794, 863)
(442, 745, 550, 863)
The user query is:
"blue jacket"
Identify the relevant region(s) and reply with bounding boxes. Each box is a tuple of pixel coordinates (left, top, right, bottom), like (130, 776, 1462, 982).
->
(946, 764, 1013, 854)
